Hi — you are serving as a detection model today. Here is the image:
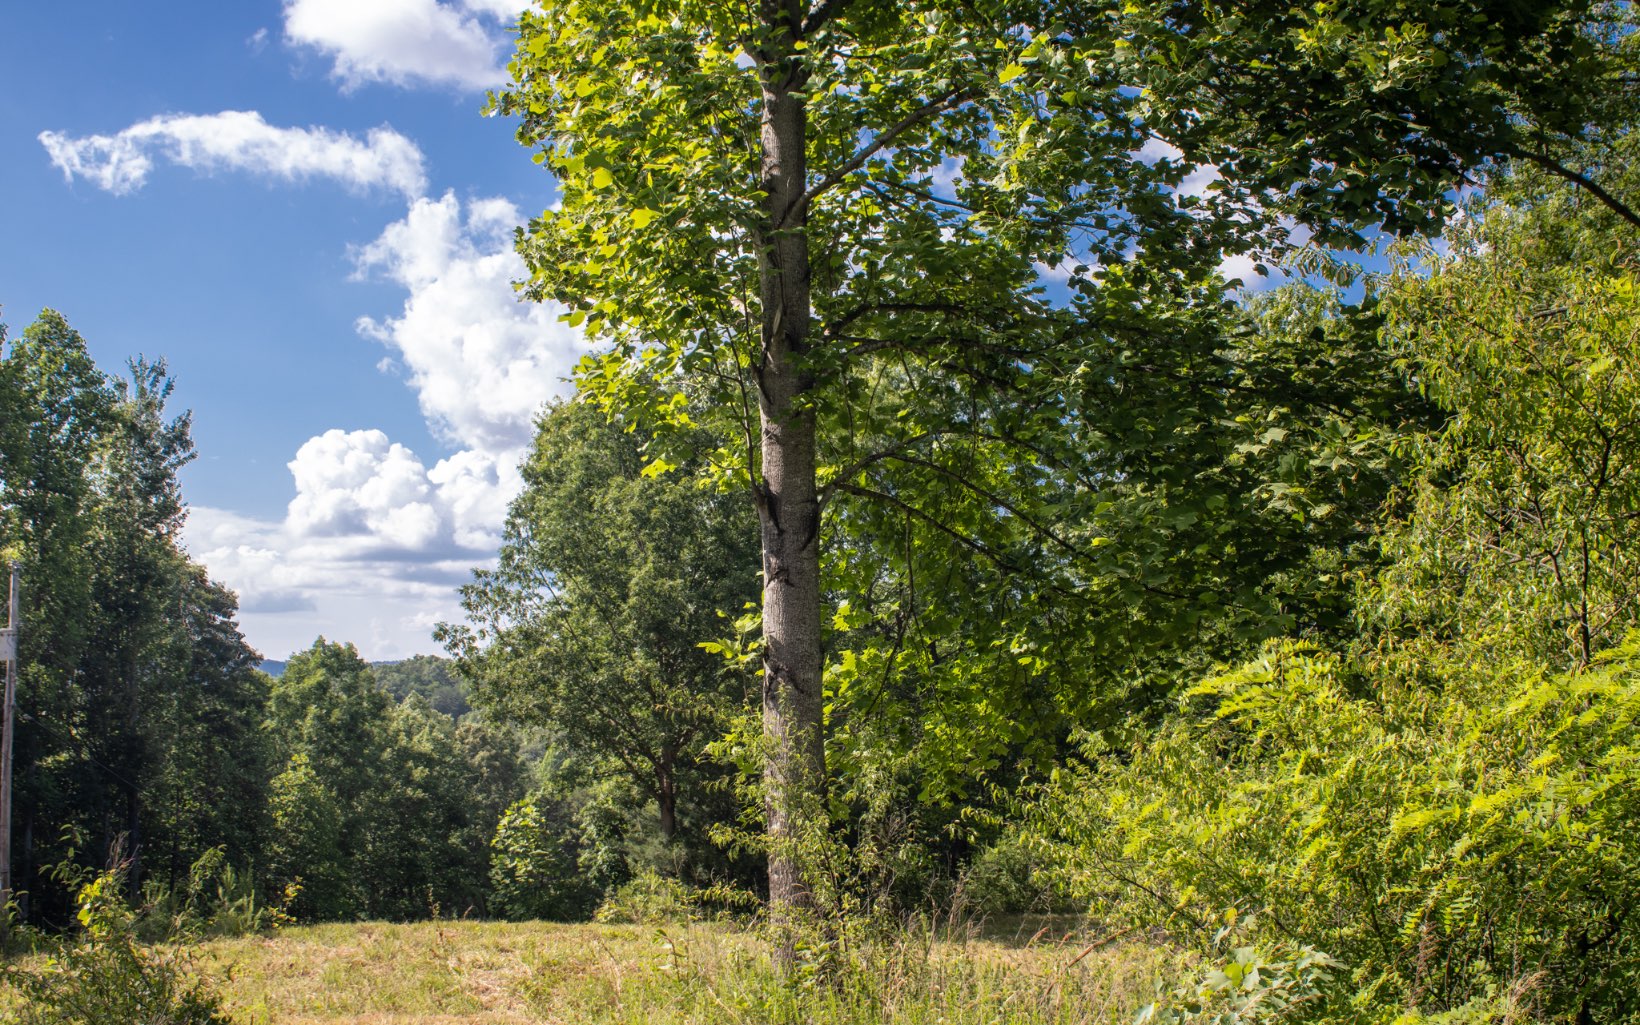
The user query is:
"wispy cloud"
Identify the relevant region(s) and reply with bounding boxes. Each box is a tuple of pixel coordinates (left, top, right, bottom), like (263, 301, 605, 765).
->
(283, 0, 522, 92)
(39, 111, 427, 199)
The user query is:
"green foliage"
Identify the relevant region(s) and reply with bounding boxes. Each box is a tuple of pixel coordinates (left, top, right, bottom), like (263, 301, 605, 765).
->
(7, 0, 1638, 974)
(491, 0, 1627, 914)
(1110, 0, 1630, 248)
(1033, 640, 1640, 1022)
(821, 283, 1429, 811)
(489, 790, 605, 921)
(1372, 180, 1640, 667)
(3, 861, 234, 1025)
(492, 3, 1462, 848)
(703, 739, 994, 959)
(494, 1, 1293, 891)
(952, 835, 1069, 921)
(1139, 927, 1340, 1025)
(372, 654, 471, 718)
(594, 869, 704, 926)
(0, 310, 272, 927)
(138, 847, 283, 941)
(265, 639, 529, 921)
(266, 751, 347, 920)
(443, 399, 759, 870)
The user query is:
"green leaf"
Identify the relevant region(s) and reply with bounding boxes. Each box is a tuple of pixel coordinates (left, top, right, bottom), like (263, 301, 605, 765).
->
(999, 63, 1026, 84)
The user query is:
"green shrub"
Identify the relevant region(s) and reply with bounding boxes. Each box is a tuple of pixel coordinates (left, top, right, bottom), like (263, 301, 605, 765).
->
(1139, 924, 1341, 1025)
(595, 869, 701, 925)
(138, 847, 283, 940)
(953, 835, 1071, 921)
(1033, 639, 1640, 1023)
(3, 866, 235, 1024)
(489, 790, 604, 920)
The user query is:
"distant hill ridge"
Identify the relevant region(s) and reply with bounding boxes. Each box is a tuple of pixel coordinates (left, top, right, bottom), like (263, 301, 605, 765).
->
(258, 653, 471, 719)
(258, 655, 439, 676)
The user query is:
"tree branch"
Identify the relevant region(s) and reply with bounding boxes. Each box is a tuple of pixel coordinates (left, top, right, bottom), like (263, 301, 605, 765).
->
(822, 300, 984, 339)
(782, 88, 973, 225)
(883, 452, 1086, 561)
(819, 431, 940, 505)
(866, 176, 980, 214)
(1506, 145, 1640, 231)
(834, 481, 1024, 574)
(802, 0, 851, 36)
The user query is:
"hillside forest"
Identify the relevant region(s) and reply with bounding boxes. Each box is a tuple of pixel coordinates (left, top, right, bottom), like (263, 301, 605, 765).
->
(4, 1, 1640, 1023)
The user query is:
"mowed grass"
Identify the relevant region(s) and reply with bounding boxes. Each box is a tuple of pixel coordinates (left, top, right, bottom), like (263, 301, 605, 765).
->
(172, 918, 1172, 1025)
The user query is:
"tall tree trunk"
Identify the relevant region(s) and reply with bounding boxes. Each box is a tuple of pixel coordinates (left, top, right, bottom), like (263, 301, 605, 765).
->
(125, 646, 143, 896)
(19, 809, 31, 920)
(657, 752, 677, 842)
(755, 0, 826, 915)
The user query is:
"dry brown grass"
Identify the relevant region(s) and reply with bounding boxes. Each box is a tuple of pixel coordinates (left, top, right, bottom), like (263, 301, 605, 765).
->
(7, 918, 1174, 1025)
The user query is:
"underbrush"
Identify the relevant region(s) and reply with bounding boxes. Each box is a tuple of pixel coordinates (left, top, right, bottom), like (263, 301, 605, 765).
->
(1, 860, 235, 1025)
(0, 841, 1181, 1025)
(1032, 639, 1640, 1024)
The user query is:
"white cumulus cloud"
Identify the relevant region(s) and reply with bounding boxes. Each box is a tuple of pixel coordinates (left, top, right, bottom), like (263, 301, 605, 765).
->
(283, 0, 523, 92)
(184, 427, 528, 659)
(38, 111, 426, 198)
(188, 192, 588, 659)
(287, 430, 444, 551)
(428, 448, 522, 551)
(353, 191, 588, 457)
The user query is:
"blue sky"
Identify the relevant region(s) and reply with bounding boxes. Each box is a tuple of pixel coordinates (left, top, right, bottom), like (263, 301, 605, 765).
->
(3, 0, 586, 660)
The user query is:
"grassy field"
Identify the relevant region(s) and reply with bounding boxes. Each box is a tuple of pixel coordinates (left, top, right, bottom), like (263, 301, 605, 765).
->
(72, 918, 1174, 1025)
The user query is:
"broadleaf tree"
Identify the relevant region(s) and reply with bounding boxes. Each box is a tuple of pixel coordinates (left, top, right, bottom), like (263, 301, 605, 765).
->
(494, 0, 1620, 909)
(442, 400, 760, 856)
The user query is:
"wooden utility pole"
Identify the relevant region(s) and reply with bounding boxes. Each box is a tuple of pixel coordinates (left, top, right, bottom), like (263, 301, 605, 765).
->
(1, 564, 18, 922)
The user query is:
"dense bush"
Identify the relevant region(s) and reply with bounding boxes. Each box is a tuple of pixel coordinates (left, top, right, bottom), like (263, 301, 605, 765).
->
(138, 846, 286, 941)
(3, 865, 234, 1025)
(1033, 640, 1640, 1023)
(489, 790, 608, 921)
(1137, 928, 1341, 1025)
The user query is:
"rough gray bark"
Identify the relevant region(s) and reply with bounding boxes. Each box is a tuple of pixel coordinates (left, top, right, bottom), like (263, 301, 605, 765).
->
(754, 0, 826, 915)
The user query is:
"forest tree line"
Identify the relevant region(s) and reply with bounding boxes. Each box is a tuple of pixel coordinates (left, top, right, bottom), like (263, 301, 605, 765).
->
(0, 318, 729, 928)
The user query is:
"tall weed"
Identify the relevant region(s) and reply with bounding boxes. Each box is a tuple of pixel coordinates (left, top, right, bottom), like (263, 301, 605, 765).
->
(139, 846, 287, 941)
